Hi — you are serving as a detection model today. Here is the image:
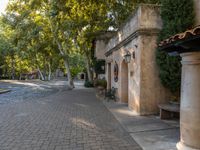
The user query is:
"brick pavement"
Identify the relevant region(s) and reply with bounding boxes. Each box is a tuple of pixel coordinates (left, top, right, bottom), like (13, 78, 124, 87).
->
(0, 88, 141, 150)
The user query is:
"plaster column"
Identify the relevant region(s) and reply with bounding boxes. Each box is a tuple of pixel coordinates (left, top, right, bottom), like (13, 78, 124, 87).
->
(177, 52, 200, 150)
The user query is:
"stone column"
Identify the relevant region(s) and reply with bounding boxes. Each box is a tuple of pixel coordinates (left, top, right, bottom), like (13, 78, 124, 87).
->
(177, 52, 200, 150)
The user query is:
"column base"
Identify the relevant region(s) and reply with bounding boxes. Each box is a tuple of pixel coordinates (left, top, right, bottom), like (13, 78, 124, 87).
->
(177, 142, 200, 150)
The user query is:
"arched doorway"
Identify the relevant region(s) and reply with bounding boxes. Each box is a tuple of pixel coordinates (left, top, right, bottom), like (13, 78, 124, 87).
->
(121, 60, 128, 103)
(107, 63, 111, 89)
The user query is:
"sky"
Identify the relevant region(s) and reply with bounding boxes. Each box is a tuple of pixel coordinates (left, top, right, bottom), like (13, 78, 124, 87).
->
(0, 0, 9, 14)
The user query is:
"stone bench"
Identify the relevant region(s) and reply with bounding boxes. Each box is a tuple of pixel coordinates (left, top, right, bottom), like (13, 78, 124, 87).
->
(158, 103, 180, 119)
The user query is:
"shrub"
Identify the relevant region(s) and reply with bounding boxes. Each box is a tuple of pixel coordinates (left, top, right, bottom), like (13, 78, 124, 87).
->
(84, 80, 94, 88)
(156, 0, 195, 93)
(96, 79, 107, 89)
(93, 59, 105, 74)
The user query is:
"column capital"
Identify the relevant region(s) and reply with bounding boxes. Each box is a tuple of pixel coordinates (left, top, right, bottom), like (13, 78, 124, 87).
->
(106, 59, 113, 63)
(180, 52, 200, 65)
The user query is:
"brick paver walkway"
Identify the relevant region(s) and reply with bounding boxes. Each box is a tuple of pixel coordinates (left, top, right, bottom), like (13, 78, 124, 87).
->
(0, 88, 141, 150)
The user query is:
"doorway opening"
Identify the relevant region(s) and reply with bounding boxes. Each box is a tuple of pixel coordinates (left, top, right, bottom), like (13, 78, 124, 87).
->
(121, 60, 128, 103)
(107, 63, 111, 90)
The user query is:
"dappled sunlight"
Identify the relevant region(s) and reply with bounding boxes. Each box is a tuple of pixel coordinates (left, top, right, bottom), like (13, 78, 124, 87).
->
(74, 103, 89, 108)
(0, 80, 52, 89)
(69, 114, 135, 149)
(129, 81, 140, 113)
(0, 80, 140, 149)
(115, 107, 139, 117)
(71, 117, 96, 129)
(0, 80, 63, 105)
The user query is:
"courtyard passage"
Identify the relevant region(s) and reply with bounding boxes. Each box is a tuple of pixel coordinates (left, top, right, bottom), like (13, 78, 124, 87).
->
(0, 80, 141, 150)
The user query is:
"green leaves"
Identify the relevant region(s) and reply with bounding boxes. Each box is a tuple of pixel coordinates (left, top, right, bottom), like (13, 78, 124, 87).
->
(1, 0, 161, 80)
(156, 0, 194, 93)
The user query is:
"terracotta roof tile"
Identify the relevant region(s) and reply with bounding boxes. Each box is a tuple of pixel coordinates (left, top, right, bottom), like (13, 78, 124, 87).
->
(159, 25, 200, 47)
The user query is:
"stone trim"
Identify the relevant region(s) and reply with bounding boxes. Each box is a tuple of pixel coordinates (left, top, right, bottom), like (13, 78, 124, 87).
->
(106, 59, 113, 63)
(105, 28, 160, 56)
(117, 4, 161, 37)
(181, 52, 200, 65)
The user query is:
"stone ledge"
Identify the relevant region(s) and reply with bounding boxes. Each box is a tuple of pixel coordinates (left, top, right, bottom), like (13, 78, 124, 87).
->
(105, 28, 160, 56)
(0, 89, 11, 94)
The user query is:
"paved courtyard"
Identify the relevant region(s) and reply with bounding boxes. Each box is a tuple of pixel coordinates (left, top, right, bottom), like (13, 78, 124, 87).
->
(0, 80, 141, 150)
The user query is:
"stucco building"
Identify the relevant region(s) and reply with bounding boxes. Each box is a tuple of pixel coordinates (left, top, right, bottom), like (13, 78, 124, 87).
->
(95, 4, 171, 115)
(94, 2, 200, 149)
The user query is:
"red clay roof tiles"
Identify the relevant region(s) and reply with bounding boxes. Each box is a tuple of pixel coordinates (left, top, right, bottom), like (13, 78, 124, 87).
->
(159, 25, 200, 47)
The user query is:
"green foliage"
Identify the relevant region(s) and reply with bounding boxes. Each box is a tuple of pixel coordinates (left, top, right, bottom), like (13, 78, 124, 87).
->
(156, 0, 195, 93)
(0, 0, 162, 81)
(69, 53, 86, 78)
(93, 59, 105, 74)
(96, 79, 107, 89)
(159, 0, 194, 40)
(84, 80, 94, 88)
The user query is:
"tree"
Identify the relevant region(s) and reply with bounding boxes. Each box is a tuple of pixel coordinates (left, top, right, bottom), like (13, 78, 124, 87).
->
(0, 16, 18, 79)
(3, 0, 62, 81)
(156, 0, 194, 94)
(1, 0, 162, 85)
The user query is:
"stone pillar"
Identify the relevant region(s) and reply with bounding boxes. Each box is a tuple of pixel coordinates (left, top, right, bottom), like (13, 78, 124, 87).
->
(177, 52, 200, 150)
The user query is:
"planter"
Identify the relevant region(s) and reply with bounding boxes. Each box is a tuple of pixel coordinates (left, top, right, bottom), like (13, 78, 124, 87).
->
(96, 86, 105, 97)
(97, 86, 105, 90)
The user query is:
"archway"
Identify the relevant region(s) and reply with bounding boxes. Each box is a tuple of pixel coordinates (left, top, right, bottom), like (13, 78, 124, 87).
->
(121, 60, 128, 103)
(107, 63, 111, 89)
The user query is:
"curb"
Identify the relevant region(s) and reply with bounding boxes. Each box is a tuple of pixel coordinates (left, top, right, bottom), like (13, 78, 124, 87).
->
(0, 89, 11, 94)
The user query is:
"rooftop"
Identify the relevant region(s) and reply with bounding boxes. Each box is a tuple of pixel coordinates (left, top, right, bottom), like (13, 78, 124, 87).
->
(159, 25, 200, 47)
(159, 25, 200, 54)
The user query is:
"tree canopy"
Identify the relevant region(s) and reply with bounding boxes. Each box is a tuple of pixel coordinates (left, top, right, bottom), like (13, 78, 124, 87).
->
(0, 0, 161, 87)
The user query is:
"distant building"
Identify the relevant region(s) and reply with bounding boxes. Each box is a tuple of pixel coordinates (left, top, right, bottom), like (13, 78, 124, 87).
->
(55, 69, 65, 78)
(93, 32, 115, 80)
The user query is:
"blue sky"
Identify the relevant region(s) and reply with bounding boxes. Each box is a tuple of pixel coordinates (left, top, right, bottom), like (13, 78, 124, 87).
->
(0, 0, 9, 14)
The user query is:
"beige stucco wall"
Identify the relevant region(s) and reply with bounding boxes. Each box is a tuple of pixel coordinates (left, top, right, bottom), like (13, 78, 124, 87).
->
(95, 40, 107, 60)
(139, 34, 170, 115)
(105, 4, 170, 115)
(194, 0, 200, 25)
(106, 4, 162, 53)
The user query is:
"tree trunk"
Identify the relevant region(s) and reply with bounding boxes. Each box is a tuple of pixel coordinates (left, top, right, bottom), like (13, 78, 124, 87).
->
(37, 67, 45, 81)
(63, 56, 74, 89)
(48, 62, 51, 81)
(85, 55, 92, 82)
(11, 57, 15, 80)
(49, 18, 74, 88)
(55, 39, 74, 89)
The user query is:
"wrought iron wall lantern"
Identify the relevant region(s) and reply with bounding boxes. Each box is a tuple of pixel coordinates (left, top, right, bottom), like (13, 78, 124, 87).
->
(124, 51, 136, 63)
(132, 51, 135, 59)
(124, 51, 131, 63)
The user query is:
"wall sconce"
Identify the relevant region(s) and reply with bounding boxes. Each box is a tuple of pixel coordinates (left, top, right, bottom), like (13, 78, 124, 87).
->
(132, 51, 135, 59)
(134, 44, 138, 48)
(124, 51, 131, 63)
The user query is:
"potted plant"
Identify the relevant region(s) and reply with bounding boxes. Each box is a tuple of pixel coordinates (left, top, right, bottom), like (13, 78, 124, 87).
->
(95, 79, 107, 96)
(96, 79, 107, 89)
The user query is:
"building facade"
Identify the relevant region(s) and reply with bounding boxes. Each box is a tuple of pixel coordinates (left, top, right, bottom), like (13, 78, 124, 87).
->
(95, 4, 171, 115)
